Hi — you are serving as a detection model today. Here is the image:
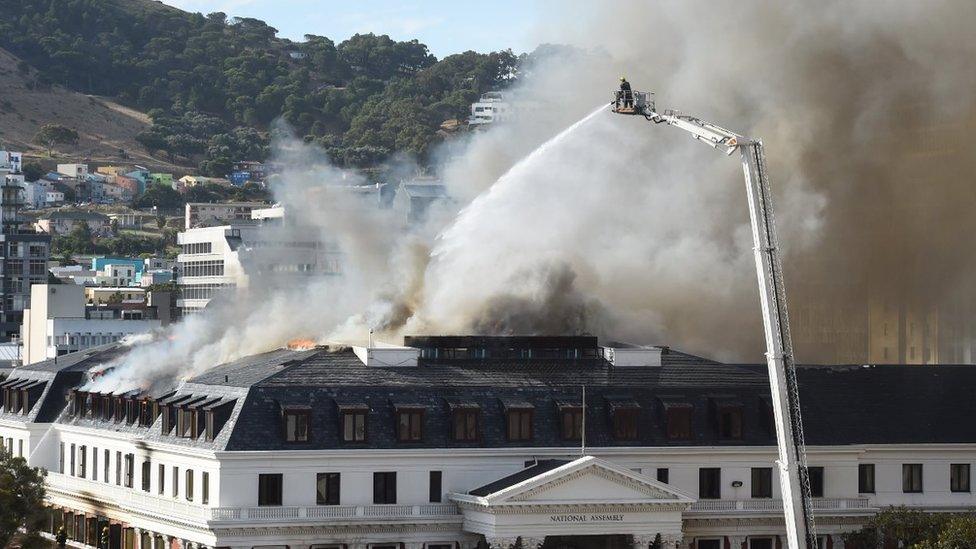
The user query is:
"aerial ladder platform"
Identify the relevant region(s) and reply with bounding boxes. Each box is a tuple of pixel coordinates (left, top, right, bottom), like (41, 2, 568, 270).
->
(611, 90, 817, 549)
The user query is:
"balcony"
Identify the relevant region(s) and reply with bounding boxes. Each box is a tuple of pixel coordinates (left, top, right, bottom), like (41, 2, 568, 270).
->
(46, 473, 460, 526)
(209, 503, 460, 523)
(688, 498, 875, 514)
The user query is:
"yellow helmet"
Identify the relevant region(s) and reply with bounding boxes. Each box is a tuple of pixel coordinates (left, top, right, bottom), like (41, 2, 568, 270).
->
(620, 76, 626, 81)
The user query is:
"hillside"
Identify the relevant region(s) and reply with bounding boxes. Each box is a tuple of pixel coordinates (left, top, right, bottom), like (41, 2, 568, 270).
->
(0, 0, 522, 171)
(0, 48, 191, 171)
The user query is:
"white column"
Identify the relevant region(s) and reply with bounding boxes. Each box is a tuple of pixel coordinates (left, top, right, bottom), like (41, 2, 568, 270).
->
(459, 540, 480, 549)
(631, 535, 655, 549)
(728, 536, 746, 549)
(403, 543, 424, 549)
(661, 534, 683, 549)
(486, 537, 517, 549)
(832, 536, 845, 549)
(520, 537, 545, 549)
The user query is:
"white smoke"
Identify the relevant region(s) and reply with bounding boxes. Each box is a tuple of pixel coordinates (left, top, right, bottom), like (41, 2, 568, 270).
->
(86, 0, 976, 392)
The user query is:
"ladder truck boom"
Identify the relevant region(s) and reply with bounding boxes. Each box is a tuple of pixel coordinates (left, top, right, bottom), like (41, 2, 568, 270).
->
(611, 90, 817, 549)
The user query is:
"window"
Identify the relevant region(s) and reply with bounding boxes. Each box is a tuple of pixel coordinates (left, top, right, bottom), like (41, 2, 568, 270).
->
(79, 445, 88, 478)
(951, 464, 970, 493)
(202, 472, 210, 504)
(373, 472, 397, 504)
(719, 407, 743, 439)
(807, 466, 824, 497)
(560, 406, 583, 440)
(858, 464, 875, 494)
(429, 471, 442, 503)
(452, 409, 479, 442)
(752, 468, 773, 498)
(59, 442, 64, 474)
(697, 539, 722, 549)
(317, 473, 340, 505)
(92, 448, 97, 481)
(506, 409, 533, 441)
(903, 464, 923, 493)
(70, 444, 76, 476)
(748, 539, 774, 549)
(141, 460, 151, 492)
(341, 410, 367, 442)
(173, 466, 179, 498)
(612, 408, 639, 440)
(124, 454, 134, 488)
(159, 464, 165, 495)
(103, 449, 109, 483)
(258, 473, 283, 506)
(656, 468, 669, 484)
(396, 409, 424, 442)
(283, 409, 309, 442)
(185, 469, 194, 501)
(115, 452, 121, 485)
(666, 407, 692, 439)
(699, 468, 721, 499)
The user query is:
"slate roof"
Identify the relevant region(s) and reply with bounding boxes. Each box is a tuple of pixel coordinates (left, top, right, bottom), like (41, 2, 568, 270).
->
(5, 337, 976, 452)
(469, 459, 570, 496)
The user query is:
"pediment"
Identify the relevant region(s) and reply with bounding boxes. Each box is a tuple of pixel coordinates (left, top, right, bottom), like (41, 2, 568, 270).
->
(470, 456, 695, 506)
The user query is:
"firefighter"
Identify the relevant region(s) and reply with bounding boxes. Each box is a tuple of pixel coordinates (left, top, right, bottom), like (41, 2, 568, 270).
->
(619, 76, 633, 109)
(55, 527, 67, 549)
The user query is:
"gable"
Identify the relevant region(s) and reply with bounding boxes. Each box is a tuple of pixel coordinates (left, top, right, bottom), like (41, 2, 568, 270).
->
(511, 466, 679, 502)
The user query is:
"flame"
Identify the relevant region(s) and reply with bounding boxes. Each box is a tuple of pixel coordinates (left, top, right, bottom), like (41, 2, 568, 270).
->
(287, 338, 318, 350)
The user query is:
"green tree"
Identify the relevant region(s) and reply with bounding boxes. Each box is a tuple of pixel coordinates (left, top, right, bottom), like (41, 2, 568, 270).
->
(0, 448, 47, 549)
(915, 516, 976, 548)
(134, 183, 184, 210)
(33, 124, 79, 154)
(21, 160, 44, 182)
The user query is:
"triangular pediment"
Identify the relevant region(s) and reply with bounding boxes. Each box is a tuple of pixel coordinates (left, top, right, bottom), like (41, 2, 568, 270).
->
(468, 456, 695, 506)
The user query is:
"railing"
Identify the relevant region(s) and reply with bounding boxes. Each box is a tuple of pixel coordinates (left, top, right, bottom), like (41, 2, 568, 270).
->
(209, 503, 460, 522)
(688, 498, 873, 513)
(46, 473, 208, 524)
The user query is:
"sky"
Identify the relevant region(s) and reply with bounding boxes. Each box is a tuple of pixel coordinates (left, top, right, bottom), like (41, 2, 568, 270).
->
(161, 0, 543, 58)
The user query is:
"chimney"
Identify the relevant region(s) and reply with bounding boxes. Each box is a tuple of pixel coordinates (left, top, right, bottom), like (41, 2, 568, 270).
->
(603, 344, 663, 367)
(352, 341, 420, 367)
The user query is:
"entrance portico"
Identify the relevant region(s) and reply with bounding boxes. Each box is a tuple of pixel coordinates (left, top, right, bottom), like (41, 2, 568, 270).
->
(451, 456, 694, 549)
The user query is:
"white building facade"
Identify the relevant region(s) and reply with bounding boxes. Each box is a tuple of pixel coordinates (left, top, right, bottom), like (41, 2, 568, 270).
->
(2, 336, 976, 549)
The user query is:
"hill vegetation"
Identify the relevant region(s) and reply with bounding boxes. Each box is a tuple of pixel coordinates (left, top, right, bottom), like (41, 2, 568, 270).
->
(0, 0, 521, 171)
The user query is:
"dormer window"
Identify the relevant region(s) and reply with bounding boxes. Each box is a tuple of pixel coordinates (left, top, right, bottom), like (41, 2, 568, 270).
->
(660, 397, 693, 440)
(282, 407, 310, 442)
(394, 404, 424, 442)
(558, 402, 583, 441)
(610, 399, 640, 440)
(446, 400, 480, 442)
(338, 402, 368, 443)
(501, 399, 534, 442)
(713, 398, 743, 440)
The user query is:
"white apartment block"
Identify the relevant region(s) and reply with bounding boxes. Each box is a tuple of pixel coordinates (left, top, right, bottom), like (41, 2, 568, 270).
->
(20, 284, 161, 364)
(1, 336, 975, 549)
(184, 202, 268, 230)
(176, 223, 341, 314)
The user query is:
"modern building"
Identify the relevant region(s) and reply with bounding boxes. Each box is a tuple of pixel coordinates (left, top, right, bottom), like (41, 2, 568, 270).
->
(84, 287, 146, 306)
(20, 284, 163, 364)
(394, 180, 450, 224)
(57, 164, 90, 179)
(184, 202, 268, 230)
(469, 92, 512, 126)
(176, 176, 231, 193)
(176, 222, 341, 313)
(1, 334, 975, 549)
(0, 165, 52, 341)
(92, 258, 147, 286)
(34, 210, 112, 236)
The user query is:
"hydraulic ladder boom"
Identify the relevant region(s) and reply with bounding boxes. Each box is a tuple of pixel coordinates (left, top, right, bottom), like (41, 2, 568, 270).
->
(611, 92, 817, 549)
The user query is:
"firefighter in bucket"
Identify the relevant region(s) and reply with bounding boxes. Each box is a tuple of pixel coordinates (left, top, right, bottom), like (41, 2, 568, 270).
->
(619, 76, 633, 109)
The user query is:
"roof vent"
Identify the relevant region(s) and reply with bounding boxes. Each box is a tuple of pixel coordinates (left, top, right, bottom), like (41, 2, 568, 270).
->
(352, 342, 420, 367)
(603, 344, 663, 367)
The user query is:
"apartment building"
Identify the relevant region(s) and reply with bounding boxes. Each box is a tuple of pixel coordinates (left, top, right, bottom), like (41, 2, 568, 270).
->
(1, 335, 976, 549)
(176, 222, 341, 314)
(184, 202, 267, 230)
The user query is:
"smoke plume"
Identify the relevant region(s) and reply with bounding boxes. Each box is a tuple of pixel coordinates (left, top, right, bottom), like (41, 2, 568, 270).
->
(88, 0, 976, 392)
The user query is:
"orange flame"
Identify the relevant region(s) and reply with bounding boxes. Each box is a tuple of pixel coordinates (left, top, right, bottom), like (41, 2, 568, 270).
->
(287, 338, 318, 350)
